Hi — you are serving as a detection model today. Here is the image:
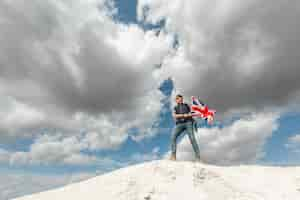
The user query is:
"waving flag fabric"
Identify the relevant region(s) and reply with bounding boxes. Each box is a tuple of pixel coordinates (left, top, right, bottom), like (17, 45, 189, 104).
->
(190, 96, 216, 124)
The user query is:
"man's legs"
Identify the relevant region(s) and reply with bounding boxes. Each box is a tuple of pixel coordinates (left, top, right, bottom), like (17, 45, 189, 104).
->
(186, 122, 201, 160)
(170, 123, 185, 160)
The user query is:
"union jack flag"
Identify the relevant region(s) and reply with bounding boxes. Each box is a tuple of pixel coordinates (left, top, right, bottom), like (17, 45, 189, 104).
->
(190, 96, 216, 124)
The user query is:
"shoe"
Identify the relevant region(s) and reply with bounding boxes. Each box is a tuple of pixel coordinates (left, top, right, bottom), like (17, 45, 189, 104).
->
(170, 153, 176, 161)
(195, 155, 201, 162)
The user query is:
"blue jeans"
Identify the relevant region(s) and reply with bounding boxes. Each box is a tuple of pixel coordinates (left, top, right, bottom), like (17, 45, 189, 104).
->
(171, 121, 200, 158)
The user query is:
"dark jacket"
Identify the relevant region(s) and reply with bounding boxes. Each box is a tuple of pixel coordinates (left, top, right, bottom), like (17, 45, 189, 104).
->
(174, 103, 193, 124)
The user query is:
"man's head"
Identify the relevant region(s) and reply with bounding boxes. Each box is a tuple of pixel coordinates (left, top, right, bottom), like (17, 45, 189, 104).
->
(175, 94, 183, 104)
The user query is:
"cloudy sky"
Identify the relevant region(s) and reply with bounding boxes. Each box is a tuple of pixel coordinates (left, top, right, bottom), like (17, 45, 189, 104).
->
(0, 0, 300, 199)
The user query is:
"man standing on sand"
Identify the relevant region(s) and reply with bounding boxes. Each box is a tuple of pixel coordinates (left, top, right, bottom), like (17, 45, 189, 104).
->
(170, 94, 201, 161)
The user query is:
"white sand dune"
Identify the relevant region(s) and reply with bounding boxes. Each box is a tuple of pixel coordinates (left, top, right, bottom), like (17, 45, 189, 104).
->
(13, 160, 300, 200)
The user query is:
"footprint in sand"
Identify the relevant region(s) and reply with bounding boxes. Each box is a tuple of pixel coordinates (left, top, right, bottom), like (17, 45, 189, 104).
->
(296, 177, 300, 192)
(192, 167, 220, 186)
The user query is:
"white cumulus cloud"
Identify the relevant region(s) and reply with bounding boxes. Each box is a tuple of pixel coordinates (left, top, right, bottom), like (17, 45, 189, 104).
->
(166, 112, 279, 165)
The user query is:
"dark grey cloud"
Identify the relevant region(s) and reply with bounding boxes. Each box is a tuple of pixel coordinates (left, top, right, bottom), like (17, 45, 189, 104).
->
(197, 0, 300, 113)
(0, 0, 148, 115)
(0, 0, 171, 143)
(141, 0, 300, 114)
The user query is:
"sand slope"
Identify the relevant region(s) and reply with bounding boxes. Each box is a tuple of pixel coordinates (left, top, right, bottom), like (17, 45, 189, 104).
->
(13, 160, 300, 200)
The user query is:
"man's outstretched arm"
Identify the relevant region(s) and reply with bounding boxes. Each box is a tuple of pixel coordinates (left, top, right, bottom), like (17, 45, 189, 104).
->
(173, 112, 193, 119)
